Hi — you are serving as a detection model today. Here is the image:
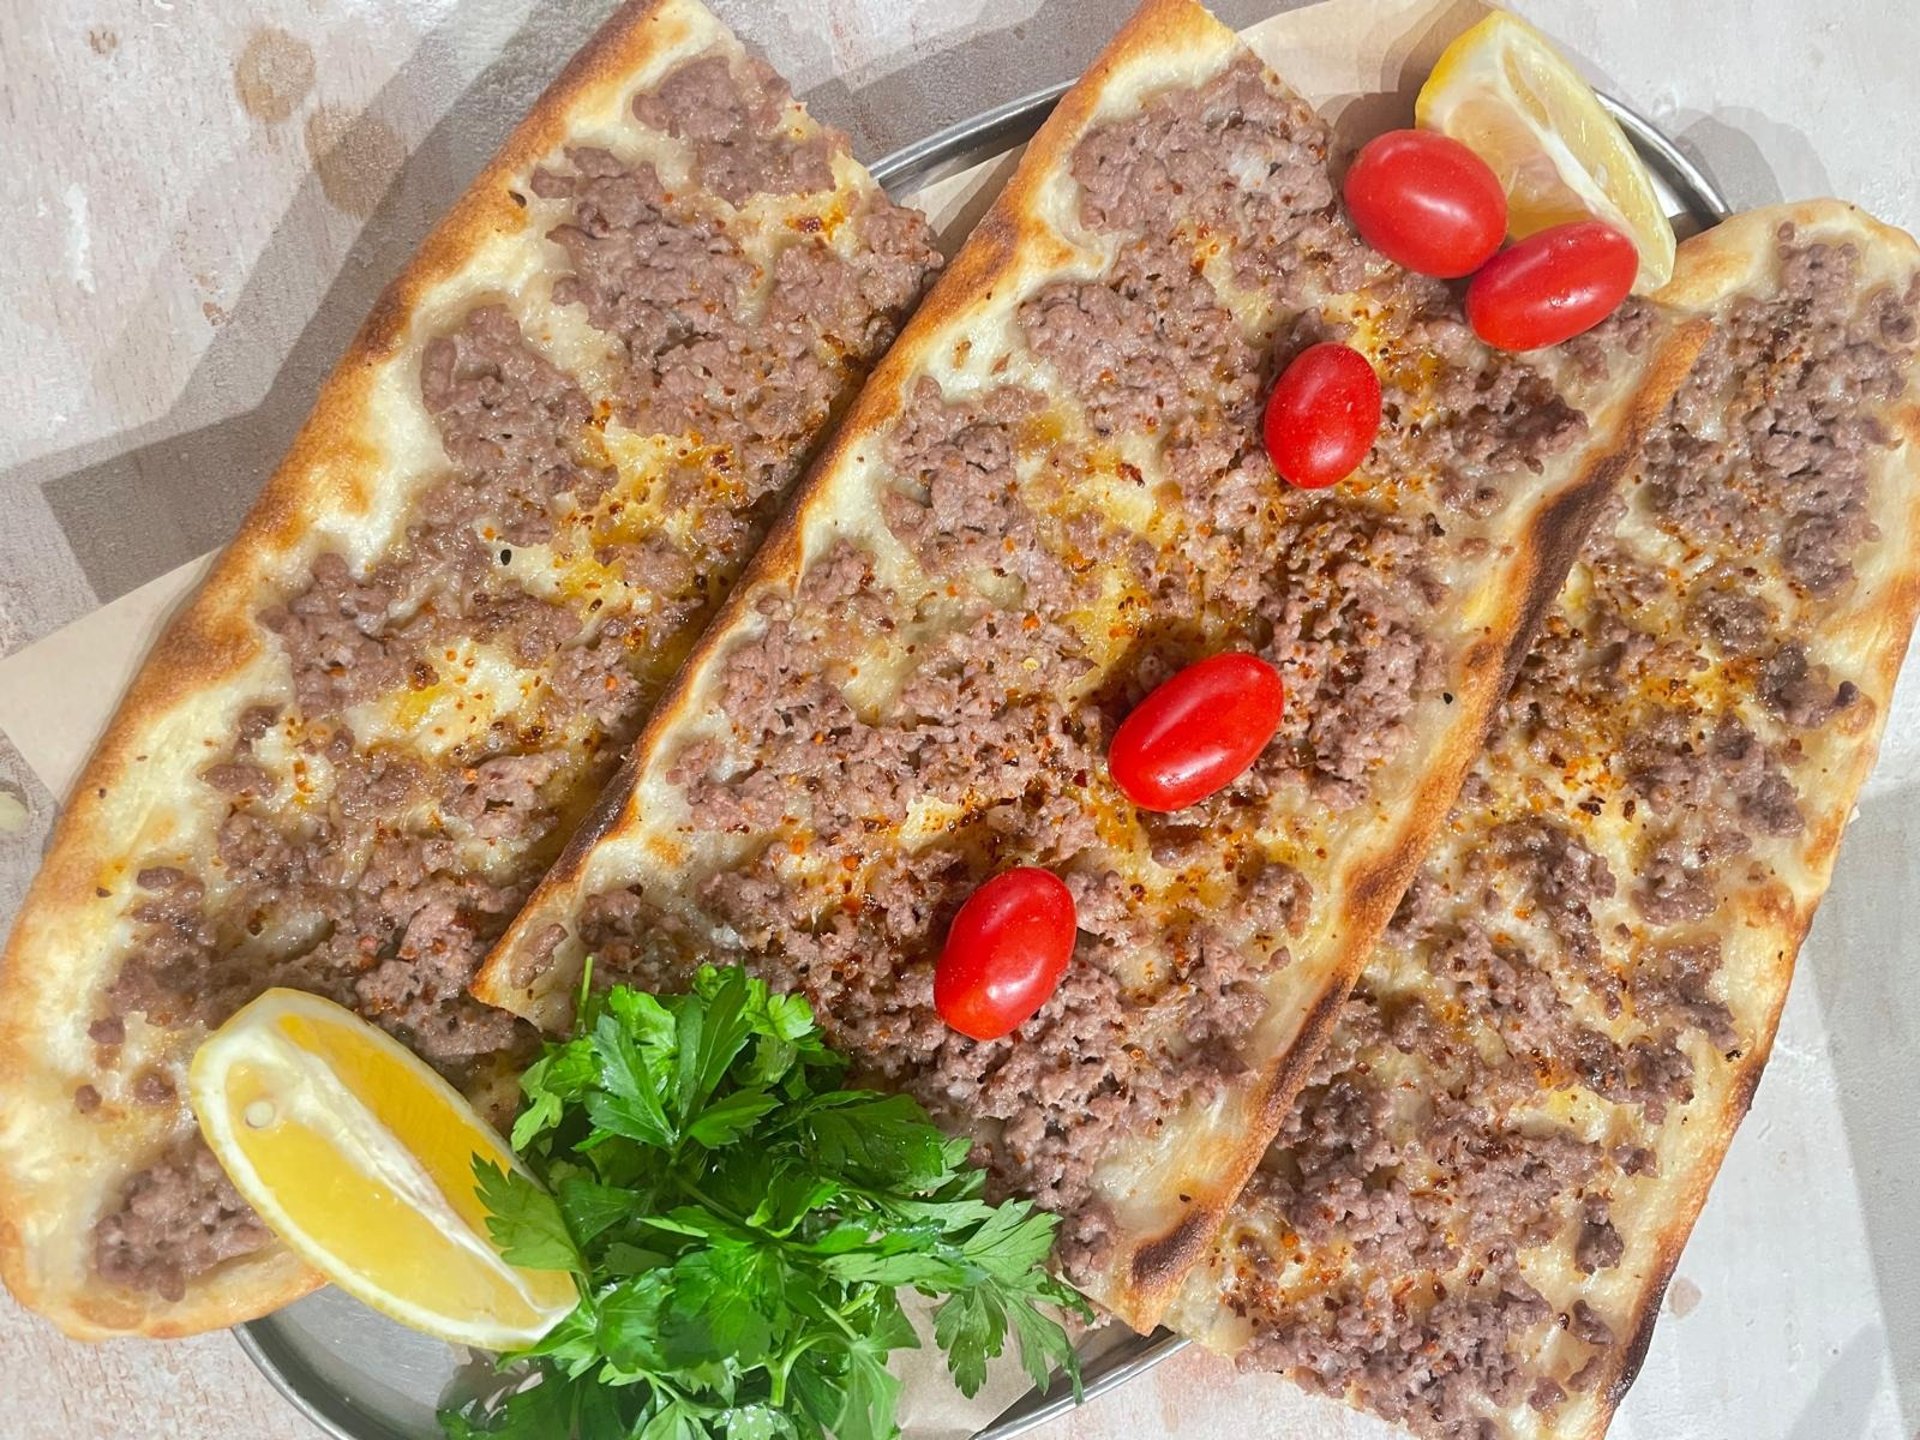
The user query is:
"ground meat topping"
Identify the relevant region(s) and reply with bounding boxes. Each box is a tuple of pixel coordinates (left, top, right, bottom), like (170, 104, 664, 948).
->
(1572, 1208, 1625, 1278)
(1371, 276, 1595, 517)
(627, 584, 1243, 1230)
(1624, 710, 1802, 837)
(88, 1016, 126, 1047)
(1230, 981, 1608, 1430)
(1487, 816, 1615, 961)
(1255, 501, 1438, 807)
(1643, 229, 1916, 596)
(87, 56, 939, 1297)
(632, 53, 835, 206)
(1212, 223, 1918, 1435)
(1759, 641, 1860, 728)
(1567, 1298, 1614, 1345)
(881, 379, 1069, 605)
(93, 1139, 273, 1303)
(1019, 241, 1259, 496)
(530, 142, 935, 509)
(1067, 54, 1360, 296)
(1687, 576, 1774, 657)
(1631, 941, 1738, 1054)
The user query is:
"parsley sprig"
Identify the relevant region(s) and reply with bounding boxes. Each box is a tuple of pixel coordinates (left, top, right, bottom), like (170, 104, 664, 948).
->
(441, 965, 1089, 1440)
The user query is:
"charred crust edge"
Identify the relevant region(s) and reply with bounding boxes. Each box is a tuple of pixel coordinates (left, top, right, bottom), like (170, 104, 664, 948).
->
(1124, 977, 1350, 1306)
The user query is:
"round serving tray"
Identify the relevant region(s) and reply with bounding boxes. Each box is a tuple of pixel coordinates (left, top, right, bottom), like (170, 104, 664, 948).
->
(235, 84, 1730, 1440)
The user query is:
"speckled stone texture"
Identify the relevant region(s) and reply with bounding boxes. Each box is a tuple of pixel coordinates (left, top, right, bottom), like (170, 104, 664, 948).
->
(1, 2, 1916, 1436)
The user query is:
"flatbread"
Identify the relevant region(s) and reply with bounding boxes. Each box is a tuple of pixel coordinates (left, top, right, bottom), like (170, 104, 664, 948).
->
(0, 0, 938, 1339)
(475, 0, 1704, 1332)
(1168, 201, 1920, 1437)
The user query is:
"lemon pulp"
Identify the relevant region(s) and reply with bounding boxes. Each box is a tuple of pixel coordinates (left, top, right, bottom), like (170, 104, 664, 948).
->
(189, 988, 576, 1349)
(1418, 10, 1676, 291)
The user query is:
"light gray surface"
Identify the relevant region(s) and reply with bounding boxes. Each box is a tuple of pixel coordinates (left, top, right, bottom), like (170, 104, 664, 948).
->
(1, 2, 1917, 1437)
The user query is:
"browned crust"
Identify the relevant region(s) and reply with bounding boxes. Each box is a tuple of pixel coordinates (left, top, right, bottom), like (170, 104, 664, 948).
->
(1601, 1042, 1772, 1418)
(1584, 930, 1794, 1437)
(478, 0, 1713, 1335)
(0, 0, 769, 1341)
(1121, 481, 1620, 1305)
(483, 148, 1052, 923)
(1127, 976, 1352, 1296)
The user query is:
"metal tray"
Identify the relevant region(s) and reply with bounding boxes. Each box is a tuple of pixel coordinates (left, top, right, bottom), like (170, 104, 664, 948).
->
(235, 78, 1730, 1440)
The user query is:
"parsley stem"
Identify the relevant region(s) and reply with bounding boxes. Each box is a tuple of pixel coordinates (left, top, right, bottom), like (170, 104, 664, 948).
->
(767, 1334, 825, 1407)
(670, 1171, 751, 1229)
(823, 1299, 864, 1341)
(646, 1374, 691, 1406)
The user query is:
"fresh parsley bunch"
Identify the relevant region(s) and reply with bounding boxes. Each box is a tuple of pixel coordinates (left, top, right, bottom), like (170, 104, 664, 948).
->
(441, 964, 1090, 1440)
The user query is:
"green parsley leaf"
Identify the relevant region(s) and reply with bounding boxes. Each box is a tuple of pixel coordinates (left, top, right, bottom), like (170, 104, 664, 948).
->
(931, 1284, 1007, 1398)
(660, 1244, 781, 1371)
(821, 1248, 967, 1291)
(557, 1175, 638, 1247)
(796, 1093, 959, 1192)
(595, 1270, 671, 1378)
(517, 1304, 603, 1372)
(677, 966, 760, 1117)
(441, 1368, 576, 1438)
(958, 1199, 1058, 1283)
(742, 1166, 841, 1237)
(722, 1404, 790, 1440)
(836, 1336, 904, 1440)
(685, 1086, 780, 1148)
(471, 1159, 583, 1275)
(442, 968, 1086, 1440)
(603, 983, 676, 1050)
(786, 1352, 847, 1436)
(639, 1398, 709, 1440)
(1008, 1294, 1082, 1398)
(590, 1011, 676, 1148)
(509, 1040, 597, 1152)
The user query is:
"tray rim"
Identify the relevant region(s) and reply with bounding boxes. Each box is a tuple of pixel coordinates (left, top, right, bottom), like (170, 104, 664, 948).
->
(233, 75, 1730, 1440)
(234, 1314, 404, 1440)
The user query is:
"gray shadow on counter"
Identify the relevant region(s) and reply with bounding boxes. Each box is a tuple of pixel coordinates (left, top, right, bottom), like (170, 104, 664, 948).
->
(1671, 105, 1834, 213)
(13, 0, 623, 606)
(1783, 1324, 1895, 1440)
(1796, 791, 1920, 1431)
(773, 0, 1316, 163)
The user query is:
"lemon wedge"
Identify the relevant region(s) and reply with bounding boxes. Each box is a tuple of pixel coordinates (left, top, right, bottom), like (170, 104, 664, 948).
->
(1416, 9, 1675, 291)
(188, 988, 575, 1349)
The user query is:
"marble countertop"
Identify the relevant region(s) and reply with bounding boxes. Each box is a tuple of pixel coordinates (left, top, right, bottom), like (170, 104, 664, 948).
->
(2, 1, 1916, 1436)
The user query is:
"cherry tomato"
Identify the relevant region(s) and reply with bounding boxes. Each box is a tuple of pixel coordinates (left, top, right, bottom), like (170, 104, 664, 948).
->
(1263, 342, 1382, 490)
(1342, 129, 1508, 278)
(934, 868, 1077, 1041)
(1465, 220, 1638, 351)
(1108, 652, 1285, 813)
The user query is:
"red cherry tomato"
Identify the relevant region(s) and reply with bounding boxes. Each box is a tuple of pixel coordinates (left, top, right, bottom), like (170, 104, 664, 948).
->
(1263, 342, 1382, 490)
(934, 868, 1077, 1041)
(1108, 652, 1285, 813)
(1465, 220, 1638, 351)
(1342, 129, 1508, 278)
